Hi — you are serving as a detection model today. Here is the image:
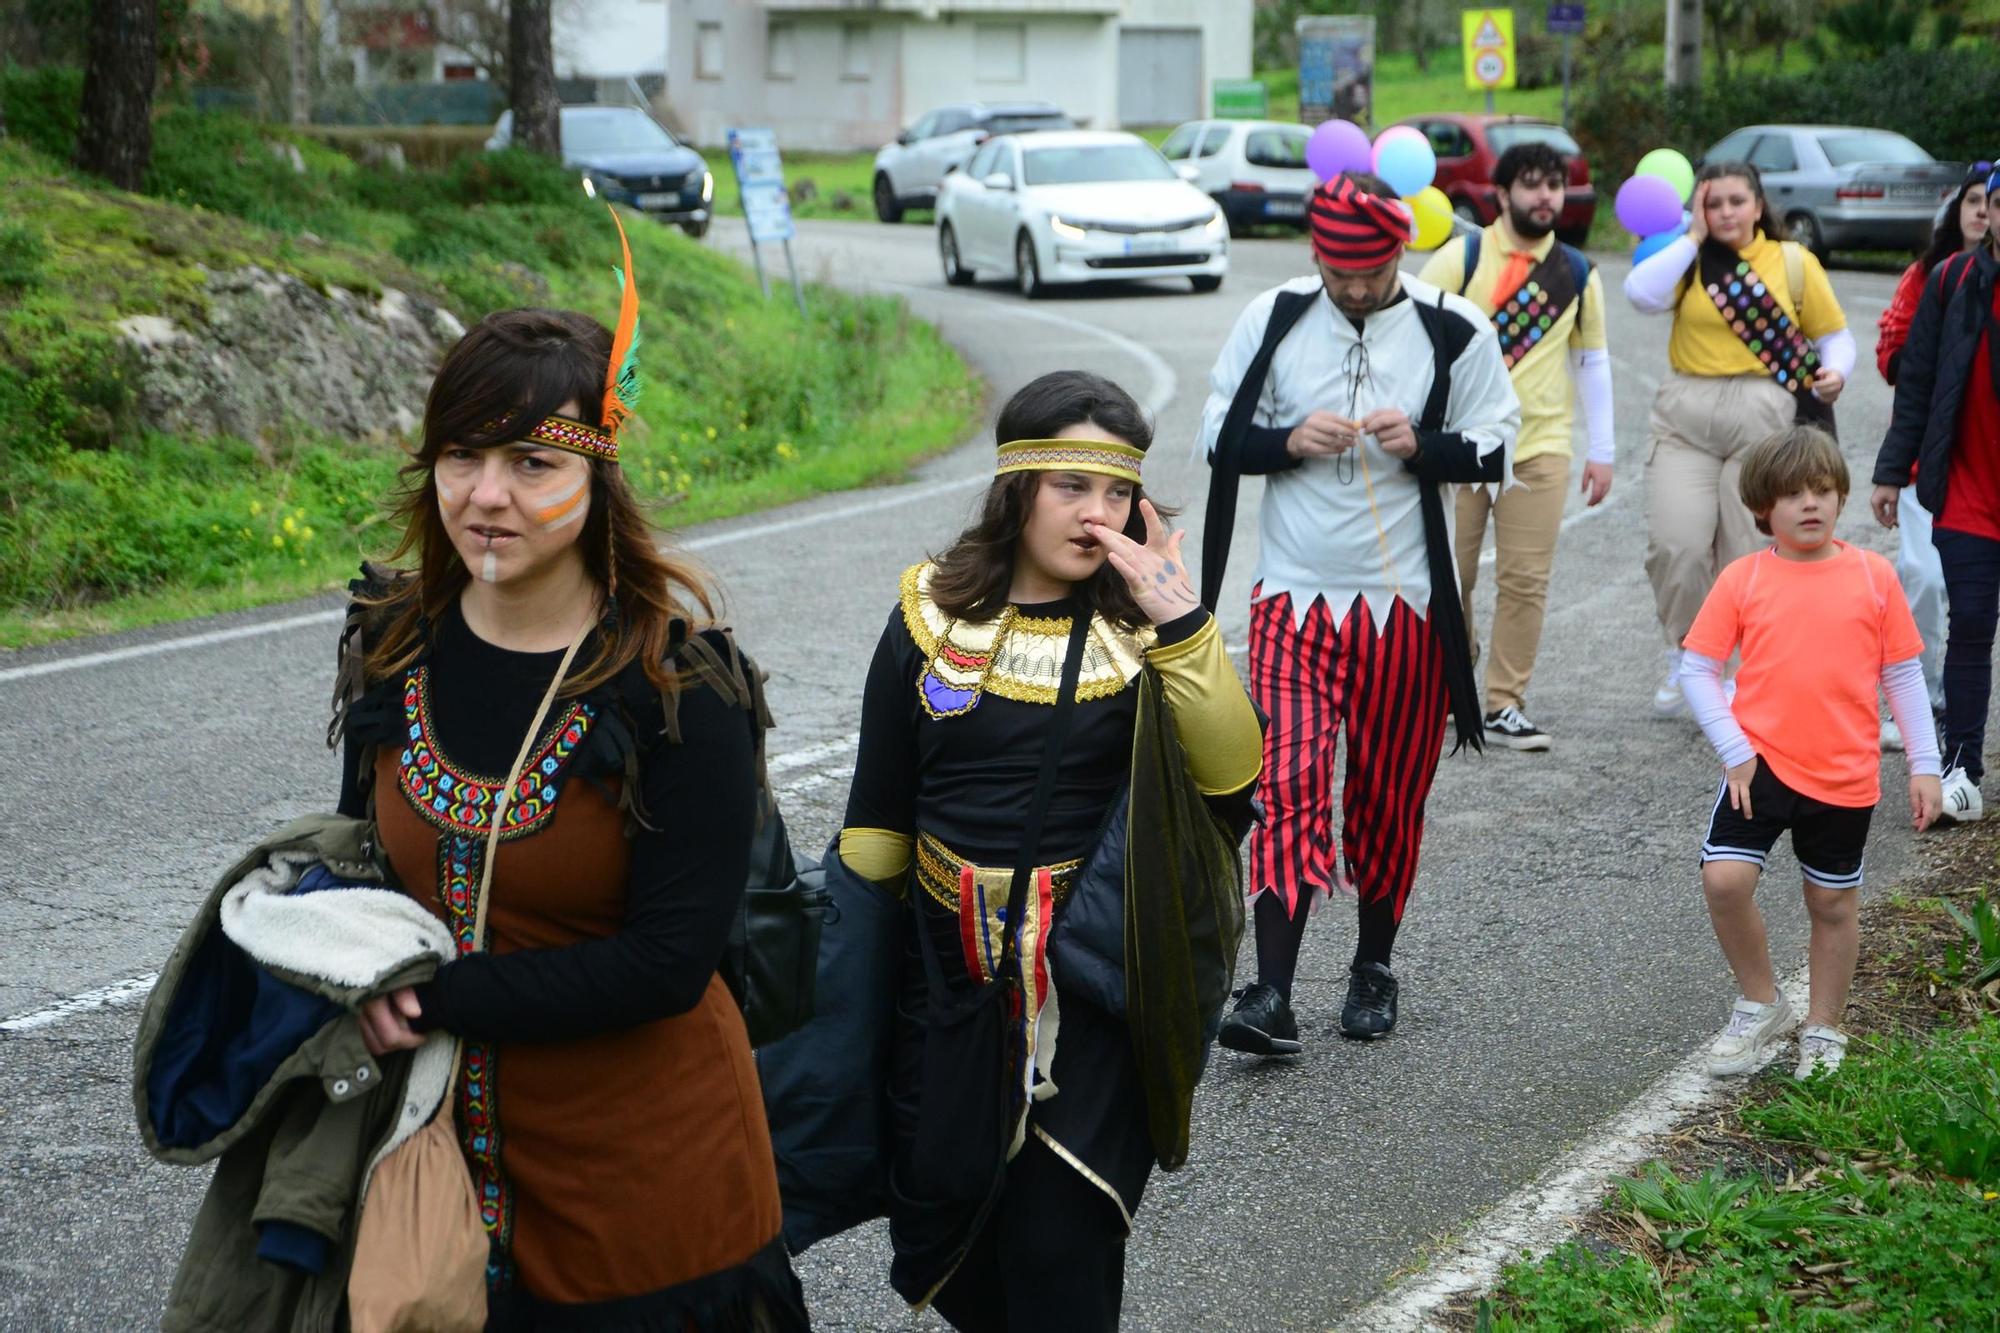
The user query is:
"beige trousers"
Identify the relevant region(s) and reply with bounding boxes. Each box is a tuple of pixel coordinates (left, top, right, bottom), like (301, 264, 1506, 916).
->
(1644, 373, 1795, 646)
(1456, 450, 1572, 713)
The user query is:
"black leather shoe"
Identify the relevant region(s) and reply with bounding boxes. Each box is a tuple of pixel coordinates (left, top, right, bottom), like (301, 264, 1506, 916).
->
(1218, 983, 1301, 1056)
(1340, 962, 1399, 1040)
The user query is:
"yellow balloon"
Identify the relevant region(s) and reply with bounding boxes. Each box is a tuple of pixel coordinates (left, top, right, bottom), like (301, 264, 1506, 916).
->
(1406, 186, 1454, 251)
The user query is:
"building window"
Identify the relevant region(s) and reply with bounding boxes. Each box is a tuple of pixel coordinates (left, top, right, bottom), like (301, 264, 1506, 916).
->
(974, 22, 1025, 83)
(767, 20, 797, 80)
(696, 21, 723, 80)
(841, 22, 871, 81)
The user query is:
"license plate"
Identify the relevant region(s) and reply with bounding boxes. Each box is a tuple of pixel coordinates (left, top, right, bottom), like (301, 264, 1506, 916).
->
(1889, 184, 1936, 200)
(636, 192, 679, 210)
(1124, 233, 1174, 254)
(1265, 199, 1305, 218)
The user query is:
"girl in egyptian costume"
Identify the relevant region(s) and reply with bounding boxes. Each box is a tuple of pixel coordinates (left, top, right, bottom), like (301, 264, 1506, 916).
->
(834, 371, 1264, 1330)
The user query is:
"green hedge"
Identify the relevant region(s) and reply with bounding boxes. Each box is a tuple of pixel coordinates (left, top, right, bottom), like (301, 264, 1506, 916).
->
(1575, 46, 2000, 190)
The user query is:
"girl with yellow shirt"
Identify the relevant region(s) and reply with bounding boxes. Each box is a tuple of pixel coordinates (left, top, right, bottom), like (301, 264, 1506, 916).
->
(1624, 160, 1856, 715)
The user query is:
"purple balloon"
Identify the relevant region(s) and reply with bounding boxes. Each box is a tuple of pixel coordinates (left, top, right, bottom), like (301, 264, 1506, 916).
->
(1616, 174, 1683, 237)
(1306, 119, 1372, 183)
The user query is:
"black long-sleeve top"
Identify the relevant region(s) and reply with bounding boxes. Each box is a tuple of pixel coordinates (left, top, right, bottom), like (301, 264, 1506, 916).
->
(337, 602, 754, 1043)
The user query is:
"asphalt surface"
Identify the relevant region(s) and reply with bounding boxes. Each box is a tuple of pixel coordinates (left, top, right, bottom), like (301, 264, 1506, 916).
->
(0, 218, 1933, 1331)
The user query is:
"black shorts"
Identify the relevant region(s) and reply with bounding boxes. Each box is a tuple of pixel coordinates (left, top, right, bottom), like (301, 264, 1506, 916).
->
(1701, 760, 1874, 890)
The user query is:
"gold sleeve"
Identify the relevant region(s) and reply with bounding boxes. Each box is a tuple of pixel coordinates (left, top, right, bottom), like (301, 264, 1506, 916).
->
(837, 826, 913, 885)
(1146, 615, 1263, 796)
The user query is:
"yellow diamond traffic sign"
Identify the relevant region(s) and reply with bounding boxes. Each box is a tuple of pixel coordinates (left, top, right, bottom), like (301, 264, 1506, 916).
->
(1461, 8, 1517, 91)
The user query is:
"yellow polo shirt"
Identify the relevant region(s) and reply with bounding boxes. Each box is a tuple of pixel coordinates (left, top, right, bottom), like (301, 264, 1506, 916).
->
(1665, 230, 1846, 378)
(1418, 225, 1606, 465)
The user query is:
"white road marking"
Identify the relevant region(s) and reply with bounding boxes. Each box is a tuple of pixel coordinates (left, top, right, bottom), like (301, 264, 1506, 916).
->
(0, 609, 347, 685)
(1355, 968, 1812, 1331)
(0, 972, 163, 1034)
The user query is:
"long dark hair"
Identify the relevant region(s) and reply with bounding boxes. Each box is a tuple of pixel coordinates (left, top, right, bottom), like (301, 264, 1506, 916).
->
(361, 308, 715, 698)
(1919, 170, 1987, 275)
(929, 371, 1161, 626)
(1695, 160, 1788, 244)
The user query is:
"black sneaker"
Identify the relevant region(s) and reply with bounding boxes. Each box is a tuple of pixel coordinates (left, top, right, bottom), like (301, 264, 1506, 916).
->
(1218, 983, 1301, 1057)
(1340, 962, 1399, 1040)
(1483, 706, 1551, 752)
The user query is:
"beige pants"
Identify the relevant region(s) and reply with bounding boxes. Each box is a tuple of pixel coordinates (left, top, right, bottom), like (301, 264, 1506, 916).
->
(1456, 450, 1571, 713)
(1644, 373, 1795, 645)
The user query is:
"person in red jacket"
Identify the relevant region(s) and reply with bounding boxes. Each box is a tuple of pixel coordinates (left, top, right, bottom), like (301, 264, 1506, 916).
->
(1871, 162, 1990, 751)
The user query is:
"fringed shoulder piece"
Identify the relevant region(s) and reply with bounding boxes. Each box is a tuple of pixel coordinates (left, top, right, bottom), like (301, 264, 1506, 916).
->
(326, 561, 413, 751)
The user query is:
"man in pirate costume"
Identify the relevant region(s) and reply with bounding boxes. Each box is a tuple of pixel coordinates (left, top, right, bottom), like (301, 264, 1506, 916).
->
(833, 371, 1263, 1330)
(1201, 172, 1521, 1052)
(1419, 141, 1615, 752)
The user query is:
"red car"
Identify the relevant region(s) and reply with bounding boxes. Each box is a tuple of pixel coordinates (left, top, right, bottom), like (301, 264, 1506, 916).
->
(1387, 114, 1596, 246)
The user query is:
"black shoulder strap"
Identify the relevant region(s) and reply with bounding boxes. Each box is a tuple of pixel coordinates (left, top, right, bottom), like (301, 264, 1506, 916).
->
(1408, 288, 1486, 754)
(1413, 290, 1471, 431)
(1000, 612, 1092, 967)
(1458, 231, 1480, 296)
(1562, 242, 1592, 322)
(1199, 288, 1317, 610)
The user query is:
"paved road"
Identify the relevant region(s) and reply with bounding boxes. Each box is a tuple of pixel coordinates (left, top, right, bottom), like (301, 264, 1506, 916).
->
(0, 220, 1926, 1330)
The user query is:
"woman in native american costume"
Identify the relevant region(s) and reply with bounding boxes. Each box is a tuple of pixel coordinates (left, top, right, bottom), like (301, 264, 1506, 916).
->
(832, 371, 1263, 1330)
(331, 214, 809, 1330)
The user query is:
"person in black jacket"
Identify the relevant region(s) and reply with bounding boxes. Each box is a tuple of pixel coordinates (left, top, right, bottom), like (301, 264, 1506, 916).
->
(1870, 166, 2000, 826)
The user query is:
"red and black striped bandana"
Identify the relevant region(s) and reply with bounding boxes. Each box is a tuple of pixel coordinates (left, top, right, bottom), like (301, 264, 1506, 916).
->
(1308, 176, 1415, 271)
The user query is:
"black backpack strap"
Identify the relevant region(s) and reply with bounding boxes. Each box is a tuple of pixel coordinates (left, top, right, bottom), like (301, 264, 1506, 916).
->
(1562, 242, 1592, 323)
(1458, 230, 1480, 296)
(1199, 288, 1317, 610)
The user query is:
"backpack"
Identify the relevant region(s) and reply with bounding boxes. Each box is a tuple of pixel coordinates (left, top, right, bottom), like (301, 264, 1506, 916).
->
(672, 631, 831, 1050)
(1457, 230, 1593, 324)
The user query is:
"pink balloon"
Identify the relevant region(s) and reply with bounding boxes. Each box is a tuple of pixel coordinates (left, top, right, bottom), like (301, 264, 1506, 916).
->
(1615, 174, 1683, 237)
(1372, 125, 1427, 153)
(1306, 119, 1373, 183)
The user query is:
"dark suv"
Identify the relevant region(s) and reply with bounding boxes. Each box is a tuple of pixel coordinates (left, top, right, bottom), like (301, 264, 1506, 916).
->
(872, 102, 1073, 221)
(1386, 114, 1596, 246)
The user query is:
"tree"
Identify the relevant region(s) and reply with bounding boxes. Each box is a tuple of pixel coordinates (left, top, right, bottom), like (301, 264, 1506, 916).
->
(508, 0, 560, 156)
(438, 0, 512, 93)
(74, 0, 157, 190)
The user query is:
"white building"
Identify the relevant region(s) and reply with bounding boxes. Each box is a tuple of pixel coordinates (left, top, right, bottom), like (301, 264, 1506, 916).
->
(664, 0, 1252, 151)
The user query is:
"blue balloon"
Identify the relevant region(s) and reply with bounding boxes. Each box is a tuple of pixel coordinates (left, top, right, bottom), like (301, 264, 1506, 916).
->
(1372, 133, 1437, 198)
(1633, 220, 1691, 264)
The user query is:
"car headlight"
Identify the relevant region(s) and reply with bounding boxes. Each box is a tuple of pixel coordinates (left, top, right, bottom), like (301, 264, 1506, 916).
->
(1049, 214, 1087, 241)
(580, 172, 597, 199)
(1203, 210, 1226, 235)
(701, 171, 714, 203)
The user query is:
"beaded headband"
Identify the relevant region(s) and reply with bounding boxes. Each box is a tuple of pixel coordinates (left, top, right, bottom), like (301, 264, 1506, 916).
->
(484, 206, 641, 464)
(995, 437, 1146, 486)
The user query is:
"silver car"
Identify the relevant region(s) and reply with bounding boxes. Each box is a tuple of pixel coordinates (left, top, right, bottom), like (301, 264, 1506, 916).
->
(1701, 124, 1962, 257)
(872, 102, 1072, 222)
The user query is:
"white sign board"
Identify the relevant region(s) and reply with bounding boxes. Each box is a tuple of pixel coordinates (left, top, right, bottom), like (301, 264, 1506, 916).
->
(726, 127, 795, 245)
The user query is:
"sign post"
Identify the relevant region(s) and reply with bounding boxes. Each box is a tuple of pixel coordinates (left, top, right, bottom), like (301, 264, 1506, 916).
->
(1545, 3, 1586, 125)
(726, 127, 805, 316)
(1461, 8, 1516, 116)
(1295, 15, 1376, 129)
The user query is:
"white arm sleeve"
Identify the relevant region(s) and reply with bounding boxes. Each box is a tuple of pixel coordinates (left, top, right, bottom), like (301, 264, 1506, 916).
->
(1883, 656, 1941, 777)
(1623, 234, 1699, 314)
(1680, 651, 1755, 769)
(1570, 347, 1615, 466)
(1813, 327, 1857, 389)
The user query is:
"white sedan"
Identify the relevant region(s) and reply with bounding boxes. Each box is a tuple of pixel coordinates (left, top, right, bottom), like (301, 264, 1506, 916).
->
(935, 131, 1229, 297)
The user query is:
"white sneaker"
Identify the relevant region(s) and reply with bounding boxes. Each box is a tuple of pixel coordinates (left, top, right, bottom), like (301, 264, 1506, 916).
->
(1653, 648, 1686, 718)
(1938, 766, 1984, 825)
(1706, 994, 1795, 1076)
(1880, 718, 1904, 752)
(1794, 1025, 1849, 1079)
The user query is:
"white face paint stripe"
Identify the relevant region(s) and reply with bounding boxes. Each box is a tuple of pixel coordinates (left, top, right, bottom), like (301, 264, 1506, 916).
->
(481, 551, 498, 583)
(534, 477, 589, 529)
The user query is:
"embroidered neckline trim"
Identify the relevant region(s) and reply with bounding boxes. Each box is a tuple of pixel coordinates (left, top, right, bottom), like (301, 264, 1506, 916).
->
(397, 666, 595, 839)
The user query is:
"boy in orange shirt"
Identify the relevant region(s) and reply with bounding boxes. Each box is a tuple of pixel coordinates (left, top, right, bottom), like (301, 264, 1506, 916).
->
(1678, 426, 1943, 1078)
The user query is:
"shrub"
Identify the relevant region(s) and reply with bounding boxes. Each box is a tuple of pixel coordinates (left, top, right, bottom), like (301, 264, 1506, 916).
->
(0, 62, 81, 159)
(0, 218, 48, 293)
(442, 147, 582, 208)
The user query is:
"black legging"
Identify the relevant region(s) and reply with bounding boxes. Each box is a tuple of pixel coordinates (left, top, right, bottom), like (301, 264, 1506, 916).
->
(929, 1134, 1129, 1333)
(1934, 526, 2000, 785)
(1254, 887, 1402, 997)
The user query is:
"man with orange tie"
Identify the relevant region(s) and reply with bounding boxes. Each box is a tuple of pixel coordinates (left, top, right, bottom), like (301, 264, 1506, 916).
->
(1420, 141, 1615, 752)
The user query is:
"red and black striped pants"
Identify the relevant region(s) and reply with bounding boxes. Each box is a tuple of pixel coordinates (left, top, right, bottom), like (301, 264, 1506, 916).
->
(1247, 589, 1449, 922)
